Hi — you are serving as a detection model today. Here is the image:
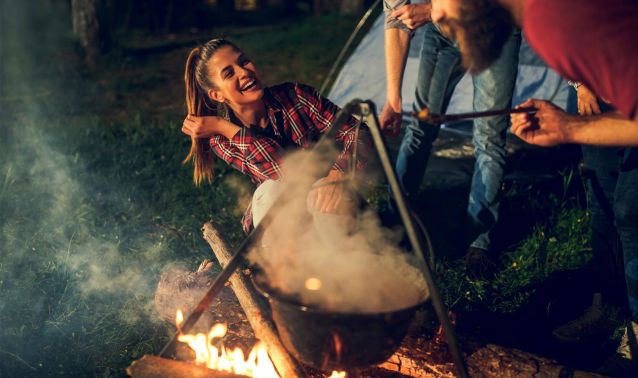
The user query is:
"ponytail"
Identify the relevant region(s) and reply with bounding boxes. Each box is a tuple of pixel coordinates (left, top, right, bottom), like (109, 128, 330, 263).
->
(182, 39, 239, 186)
(183, 47, 214, 185)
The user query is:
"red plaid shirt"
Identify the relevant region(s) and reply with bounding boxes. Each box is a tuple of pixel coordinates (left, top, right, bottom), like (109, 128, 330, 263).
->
(210, 82, 370, 233)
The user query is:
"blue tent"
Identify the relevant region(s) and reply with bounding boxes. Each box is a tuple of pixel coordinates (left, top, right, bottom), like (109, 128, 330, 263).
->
(328, 13, 576, 135)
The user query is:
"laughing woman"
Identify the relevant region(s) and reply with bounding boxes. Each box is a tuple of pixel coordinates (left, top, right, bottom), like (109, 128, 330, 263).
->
(181, 38, 369, 234)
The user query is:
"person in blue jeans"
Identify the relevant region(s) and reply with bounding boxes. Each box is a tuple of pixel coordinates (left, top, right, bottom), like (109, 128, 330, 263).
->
(380, 1, 519, 278)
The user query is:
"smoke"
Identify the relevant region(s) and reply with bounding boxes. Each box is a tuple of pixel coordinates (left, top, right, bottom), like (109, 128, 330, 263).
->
(0, 83, 175, 374)
(225, 174, 254, 220)
(248, 148, 429, 313)
(1, 118, 169, 309)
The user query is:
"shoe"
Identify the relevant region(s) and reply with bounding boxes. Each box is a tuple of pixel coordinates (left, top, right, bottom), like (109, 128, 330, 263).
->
(597, 321, 638, 376)
(552, 293, 607, 344)
(464, 247, 496, 280)
(617, 320, 638, 360)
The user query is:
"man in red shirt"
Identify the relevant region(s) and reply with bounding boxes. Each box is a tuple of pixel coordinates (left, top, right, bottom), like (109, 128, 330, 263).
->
(428, 0, 638, 146)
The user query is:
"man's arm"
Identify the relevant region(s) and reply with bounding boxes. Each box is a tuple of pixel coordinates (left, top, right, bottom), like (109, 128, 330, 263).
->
(380, 0, 414, 136)
(383, 27, 411, 118)
(568, 114, 638, 146)
(511, 99, 638, 146)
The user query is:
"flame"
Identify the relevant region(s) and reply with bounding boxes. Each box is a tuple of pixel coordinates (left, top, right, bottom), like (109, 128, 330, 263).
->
(175, 310, 280, 378)
(175, 310, 183, 330)
(305, 277, 322, 291)
(328, 372, 346, 378)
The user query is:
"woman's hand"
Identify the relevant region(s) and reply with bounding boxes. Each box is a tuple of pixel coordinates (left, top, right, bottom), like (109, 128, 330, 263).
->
(182, 115, 240, 139)
(577, 84, 602, 116)
(307, 170, 348, 214)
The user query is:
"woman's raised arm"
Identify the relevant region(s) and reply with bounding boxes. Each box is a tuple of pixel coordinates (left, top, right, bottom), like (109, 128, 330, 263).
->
(182, 115, 241, 140)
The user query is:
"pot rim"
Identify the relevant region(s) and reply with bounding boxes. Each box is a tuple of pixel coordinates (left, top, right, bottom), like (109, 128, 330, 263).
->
(252, 271, 429, 316)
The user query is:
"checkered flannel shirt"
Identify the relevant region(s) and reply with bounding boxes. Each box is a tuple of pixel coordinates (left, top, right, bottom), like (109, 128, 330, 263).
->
(209, 82, 370, 233)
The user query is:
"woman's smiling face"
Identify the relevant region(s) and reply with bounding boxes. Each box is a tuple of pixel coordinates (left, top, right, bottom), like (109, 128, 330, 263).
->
(206, 45, 264, 107)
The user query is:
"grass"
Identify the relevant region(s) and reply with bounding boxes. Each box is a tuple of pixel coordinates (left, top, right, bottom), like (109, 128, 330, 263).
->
(439, 197, 591, 314)
(436, 163, 592, 311)
(0, 2, 596, 377)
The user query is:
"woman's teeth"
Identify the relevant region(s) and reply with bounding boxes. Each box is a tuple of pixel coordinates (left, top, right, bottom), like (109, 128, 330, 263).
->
(241, 79, 256, 92)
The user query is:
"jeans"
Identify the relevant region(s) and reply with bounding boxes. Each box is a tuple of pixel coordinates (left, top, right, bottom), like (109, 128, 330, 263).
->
(583, 145, 638, 322)
(395, 23, 520, 251)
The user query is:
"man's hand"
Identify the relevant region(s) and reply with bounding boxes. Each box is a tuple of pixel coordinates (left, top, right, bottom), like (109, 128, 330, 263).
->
(380, 102, 403, 137)
(577, 84, 602, 116)
(182, 115, 239, 139)
(391, 3, 432, 30)
(510, 99, 578, 147)
(307, 170, 348, 214)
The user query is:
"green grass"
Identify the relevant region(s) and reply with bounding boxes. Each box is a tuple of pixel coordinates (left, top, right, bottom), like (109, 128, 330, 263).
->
(439, 191, 592, 314)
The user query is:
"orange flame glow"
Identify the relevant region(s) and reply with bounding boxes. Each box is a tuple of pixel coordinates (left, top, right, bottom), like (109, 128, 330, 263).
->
(175, 310, 280, 378)
(305, 277, 322, 291)
(328, 371, 346, 378)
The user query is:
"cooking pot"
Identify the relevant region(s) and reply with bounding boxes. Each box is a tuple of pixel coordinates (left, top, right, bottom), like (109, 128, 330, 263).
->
(252, 273, 428, 371)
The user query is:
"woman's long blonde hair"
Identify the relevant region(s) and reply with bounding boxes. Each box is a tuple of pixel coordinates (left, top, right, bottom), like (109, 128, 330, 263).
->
(183, 38, 238, 185)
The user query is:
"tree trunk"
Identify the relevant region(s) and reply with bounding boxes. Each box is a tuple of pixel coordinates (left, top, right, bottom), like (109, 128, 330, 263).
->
(71, 0, 109, 65)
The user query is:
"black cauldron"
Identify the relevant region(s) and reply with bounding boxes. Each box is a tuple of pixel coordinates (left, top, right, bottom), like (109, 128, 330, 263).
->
(252, 274, 428, 371)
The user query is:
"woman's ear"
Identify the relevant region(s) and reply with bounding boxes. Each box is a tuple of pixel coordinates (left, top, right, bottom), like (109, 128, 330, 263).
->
(208, 89, 224, 103)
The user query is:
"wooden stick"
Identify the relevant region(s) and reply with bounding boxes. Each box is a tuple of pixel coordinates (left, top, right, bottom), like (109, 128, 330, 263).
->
(127, 355, 248, 378)
(202, 221, 305, 378)
(413, 106, 536, 124)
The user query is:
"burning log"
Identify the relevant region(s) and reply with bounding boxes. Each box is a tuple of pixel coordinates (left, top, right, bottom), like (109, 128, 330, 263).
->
(202, 221, 305, 378)
(127, 355, 249, 378)
(154, 263, 217, 334)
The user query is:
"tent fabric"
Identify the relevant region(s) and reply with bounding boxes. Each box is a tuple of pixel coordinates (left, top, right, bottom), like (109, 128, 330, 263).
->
(328, 14, 576, 134)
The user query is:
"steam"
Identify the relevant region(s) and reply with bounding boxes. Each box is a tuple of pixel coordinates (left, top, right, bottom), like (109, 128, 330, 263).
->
(248, 148, 429, 313)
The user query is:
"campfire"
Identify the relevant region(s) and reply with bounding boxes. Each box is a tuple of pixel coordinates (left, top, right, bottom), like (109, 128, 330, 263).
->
(175, 309, 279, 377)
(175, 309, 346, 378)
(128, 222, 604, 378)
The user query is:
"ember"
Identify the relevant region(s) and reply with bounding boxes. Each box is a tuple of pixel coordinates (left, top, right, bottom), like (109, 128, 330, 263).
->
(175, 310, 280, 378)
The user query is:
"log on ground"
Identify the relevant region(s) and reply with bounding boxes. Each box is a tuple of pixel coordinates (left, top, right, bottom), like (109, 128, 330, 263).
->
(127, 355, 248, 378)
(202, 221, 305, 378)
(379, 342, 606, 378)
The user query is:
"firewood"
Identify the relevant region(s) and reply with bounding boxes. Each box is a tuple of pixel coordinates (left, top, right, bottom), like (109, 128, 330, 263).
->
(378, 350, 455, 377)
(202, 221, 305, 378)
(127, 355, 248, 378)
(466, 344, 607, 378)
(379, 344, 606, 378)
(154, 265, 216, 333)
